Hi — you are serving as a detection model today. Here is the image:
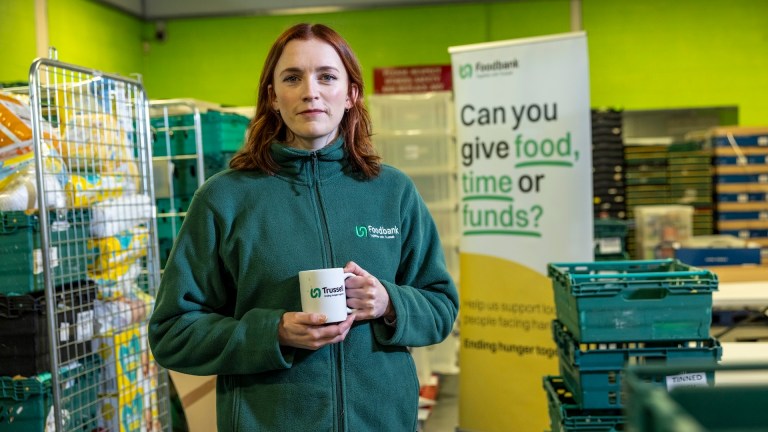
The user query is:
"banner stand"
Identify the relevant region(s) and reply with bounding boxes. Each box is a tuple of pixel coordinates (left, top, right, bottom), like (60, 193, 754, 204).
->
(449, 32, 593, 432)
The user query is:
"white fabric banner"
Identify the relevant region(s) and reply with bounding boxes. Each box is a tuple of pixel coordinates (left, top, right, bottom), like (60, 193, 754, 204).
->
(449, 32, 593, 432)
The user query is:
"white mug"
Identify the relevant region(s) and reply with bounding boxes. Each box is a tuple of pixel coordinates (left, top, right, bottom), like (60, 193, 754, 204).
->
(298, 268, 354, 323)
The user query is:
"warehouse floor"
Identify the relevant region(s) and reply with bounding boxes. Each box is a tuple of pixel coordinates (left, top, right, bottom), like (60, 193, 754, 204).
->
(422, 373, 459, 432)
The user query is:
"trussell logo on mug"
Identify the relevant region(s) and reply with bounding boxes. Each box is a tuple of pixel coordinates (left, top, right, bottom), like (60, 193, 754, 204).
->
(298, 267, 354, 323)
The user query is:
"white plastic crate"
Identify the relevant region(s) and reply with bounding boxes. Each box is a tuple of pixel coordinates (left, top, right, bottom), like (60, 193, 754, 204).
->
(376, 133, 455, 172)
(411, 173, 457, 205)
(368, 92, 454, 133)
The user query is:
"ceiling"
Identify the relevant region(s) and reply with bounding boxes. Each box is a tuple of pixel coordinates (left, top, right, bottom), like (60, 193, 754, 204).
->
(93, 0, 486, 20)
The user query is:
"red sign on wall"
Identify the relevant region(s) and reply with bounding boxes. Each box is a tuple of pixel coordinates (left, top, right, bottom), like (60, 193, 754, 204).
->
(373, 65, 453, 94)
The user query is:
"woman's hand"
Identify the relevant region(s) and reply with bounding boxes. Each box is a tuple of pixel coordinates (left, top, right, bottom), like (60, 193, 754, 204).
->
(343, 261, 396, 322)
(278, 312, 354, 350)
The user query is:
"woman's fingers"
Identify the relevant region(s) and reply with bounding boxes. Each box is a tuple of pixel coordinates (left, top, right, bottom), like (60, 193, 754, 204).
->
(343, 260, 370, 277)
(279, 312, 354, 350)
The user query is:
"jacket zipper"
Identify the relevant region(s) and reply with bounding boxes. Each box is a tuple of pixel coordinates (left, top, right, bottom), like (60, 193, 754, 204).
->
(311, 152, 334, 271)
(311, 152, 345, 432)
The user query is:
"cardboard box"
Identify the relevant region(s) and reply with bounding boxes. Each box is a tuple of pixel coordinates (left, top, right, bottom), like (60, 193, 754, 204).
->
(703, 265, 768, 283)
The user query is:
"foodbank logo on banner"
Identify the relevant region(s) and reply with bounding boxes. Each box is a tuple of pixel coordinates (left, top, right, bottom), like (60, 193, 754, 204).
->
(310, 288, 321, 298)
(459, 63, 473, 79)
(460, 58, 519, 79)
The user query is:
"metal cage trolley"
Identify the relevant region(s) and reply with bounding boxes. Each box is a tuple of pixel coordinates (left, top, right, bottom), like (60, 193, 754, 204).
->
(9, 52, 171, 431)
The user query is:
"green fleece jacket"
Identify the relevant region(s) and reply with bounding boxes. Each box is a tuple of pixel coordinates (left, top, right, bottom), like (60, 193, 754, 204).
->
(148, 137, 459, 432)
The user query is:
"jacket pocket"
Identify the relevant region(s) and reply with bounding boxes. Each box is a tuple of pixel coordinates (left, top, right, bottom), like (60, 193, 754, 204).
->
(405, 350, 420, 396)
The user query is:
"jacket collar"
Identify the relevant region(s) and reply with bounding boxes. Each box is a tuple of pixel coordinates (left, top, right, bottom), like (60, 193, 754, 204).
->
(270, 135, 348, 182)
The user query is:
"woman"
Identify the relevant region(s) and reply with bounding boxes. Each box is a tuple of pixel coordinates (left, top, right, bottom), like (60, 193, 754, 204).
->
(148, 23, 458, 432)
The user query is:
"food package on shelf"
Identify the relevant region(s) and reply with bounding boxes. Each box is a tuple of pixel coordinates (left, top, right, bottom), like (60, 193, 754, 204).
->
(89, 193, 153, 238)
(1, 91, 37, 151)
(0, 91, 60, 156)
(93, 294, 149, 334)
(60, 112, 134, 172)
(89, 260, 142, 300)
(0, 144, 69, 211)
(0, 145, 35, 182)
(65, 163, 139, 208)
(0, 90, 69, 212)
(92, 322, 145, 395)
(87, 225, 149, 274)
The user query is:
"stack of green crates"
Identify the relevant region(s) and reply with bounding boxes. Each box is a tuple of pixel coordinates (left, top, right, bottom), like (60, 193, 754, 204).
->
(544, 259, 721, 432)
(151, 110, 249, 268)
(0, 355, 101, 431)
(668, 141, 713, 236)
(593, 218, 629, 261)
(0, 209, 90, 295)
(151, 110, 250, 156)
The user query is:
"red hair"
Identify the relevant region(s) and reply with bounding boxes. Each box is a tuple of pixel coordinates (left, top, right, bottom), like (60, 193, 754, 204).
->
(229, 23, 380, 178)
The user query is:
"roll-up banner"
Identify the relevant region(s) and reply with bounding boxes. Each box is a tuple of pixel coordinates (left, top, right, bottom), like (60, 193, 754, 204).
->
(449, 32, 593, 432)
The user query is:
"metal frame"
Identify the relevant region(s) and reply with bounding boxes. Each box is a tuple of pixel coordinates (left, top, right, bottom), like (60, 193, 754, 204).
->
(149, 99, 206, 245)
(27, 52, 170, 431)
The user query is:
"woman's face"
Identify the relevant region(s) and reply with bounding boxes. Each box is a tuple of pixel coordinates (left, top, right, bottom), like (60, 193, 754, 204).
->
(270, 38, 357, 151)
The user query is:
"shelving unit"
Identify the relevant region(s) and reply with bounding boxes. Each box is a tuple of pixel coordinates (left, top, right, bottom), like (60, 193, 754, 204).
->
(150, 101, 206, 270)
(369, 91, 459, 282)
(149, 100, 250, 268)
(368, 91, 460, 430)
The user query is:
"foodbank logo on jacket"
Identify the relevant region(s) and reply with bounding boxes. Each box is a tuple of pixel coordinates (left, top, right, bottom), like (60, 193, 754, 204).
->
(355, 224, 400, 240)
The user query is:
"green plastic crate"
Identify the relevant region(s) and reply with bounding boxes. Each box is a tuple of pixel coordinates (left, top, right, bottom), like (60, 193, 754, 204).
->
(624, 362, 768, 432)
(594, 252, 630, 261)
(547, 259, 718, 343)
(151, 129, 199, 157)
(544, 376, 624, 432)
(201, 111, 250, 152)
(0, 210, 90, 295)
(594, 218, 628, 256)
(156, 197, 193, 216)
(156, 214, 184, 242)
(0, 355, 101, 431)
(169, 154, 229, 197)
(151, 111, 249, 155)
(155, 196, 189, 241)
(553, 319, 721, 410)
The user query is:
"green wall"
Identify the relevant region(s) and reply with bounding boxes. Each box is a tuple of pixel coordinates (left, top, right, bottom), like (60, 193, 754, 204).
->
(141, 1, 570, 106)
(0, 0, 142, 84)
(0, 0, 36, 83)
(585, 0, 768, 125)
(1, 0, 766, 125)
(48, 0, 143, 77)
